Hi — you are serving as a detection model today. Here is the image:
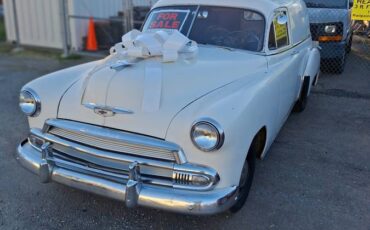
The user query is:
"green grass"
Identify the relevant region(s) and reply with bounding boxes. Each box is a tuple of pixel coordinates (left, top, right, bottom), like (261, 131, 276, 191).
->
(0, 18, 6, 42)
(0, 43, 12, 53)
(0, 18, 92, 61)
(0, 42, 85, 61)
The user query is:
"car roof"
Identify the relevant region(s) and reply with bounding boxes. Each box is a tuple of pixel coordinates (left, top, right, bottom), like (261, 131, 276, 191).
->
(153, 0, 300, 16)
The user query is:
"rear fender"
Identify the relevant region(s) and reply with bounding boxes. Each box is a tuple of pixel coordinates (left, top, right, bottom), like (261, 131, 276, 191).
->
(302, 47, 320, 96)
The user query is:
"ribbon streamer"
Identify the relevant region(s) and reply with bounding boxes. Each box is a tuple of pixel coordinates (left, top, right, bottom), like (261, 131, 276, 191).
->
(142, 62, 163, 112)
(81, 30, 198, 113)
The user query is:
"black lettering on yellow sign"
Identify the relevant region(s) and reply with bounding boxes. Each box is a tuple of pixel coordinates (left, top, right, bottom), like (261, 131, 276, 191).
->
(273, 18, 288, 42)
(352, 0, 370, 20)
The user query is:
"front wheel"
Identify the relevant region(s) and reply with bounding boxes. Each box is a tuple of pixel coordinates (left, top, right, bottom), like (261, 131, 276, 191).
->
(229, 144, 256, 213)
(346, 35, 353, 54)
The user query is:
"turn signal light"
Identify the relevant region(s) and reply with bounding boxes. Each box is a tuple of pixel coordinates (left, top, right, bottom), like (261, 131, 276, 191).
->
(318, 35, 342, 42)
(29, 135, 45, 150)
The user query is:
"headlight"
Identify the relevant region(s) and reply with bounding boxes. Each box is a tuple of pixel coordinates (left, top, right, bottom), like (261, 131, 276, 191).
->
(190, 118, 224, 152)
(19, 89, 41, 117)
(325, 25, 337, 34)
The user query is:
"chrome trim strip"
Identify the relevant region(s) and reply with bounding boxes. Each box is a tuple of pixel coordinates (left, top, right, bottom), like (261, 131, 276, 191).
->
(49, 128, 177, 162)
(267, 35, 311, 56)
(83, 102, 134, 116)
(186, 5, 200, 37)
(31, 128, 175, 170)
(17, 141, 237, 215)
(44, 119, 187, 164)
(29, 129, 219, 191)
(52, 155, 174, 188)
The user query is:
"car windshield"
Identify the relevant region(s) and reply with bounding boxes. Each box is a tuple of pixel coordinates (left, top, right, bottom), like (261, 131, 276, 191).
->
(142, 6, 266, 52)
(303, 0, 348, 9)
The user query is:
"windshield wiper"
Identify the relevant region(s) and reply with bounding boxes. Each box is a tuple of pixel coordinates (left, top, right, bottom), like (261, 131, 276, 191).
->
(202, 43, 236, 51)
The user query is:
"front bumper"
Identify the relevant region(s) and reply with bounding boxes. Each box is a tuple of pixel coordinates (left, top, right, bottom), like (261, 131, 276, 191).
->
(319, 40, 346, 59)
(17, 140, 238, 215)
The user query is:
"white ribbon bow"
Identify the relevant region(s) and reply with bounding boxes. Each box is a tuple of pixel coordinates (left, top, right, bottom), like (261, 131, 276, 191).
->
(110, 29, 198, 63)
(82, 30, 197, 113)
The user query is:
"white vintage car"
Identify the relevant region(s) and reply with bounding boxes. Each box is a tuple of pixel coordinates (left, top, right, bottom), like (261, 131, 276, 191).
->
(17, 0, 320, 215)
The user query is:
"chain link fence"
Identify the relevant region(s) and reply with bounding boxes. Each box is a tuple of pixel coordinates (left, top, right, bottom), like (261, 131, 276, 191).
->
(61, 0, 156, 55)
(65, 0, 370, 75)
(3, 0, 155, 55)
(304, 0, 370, 75)
(0, 1, 5, 42)
(3, 0, 370, 75)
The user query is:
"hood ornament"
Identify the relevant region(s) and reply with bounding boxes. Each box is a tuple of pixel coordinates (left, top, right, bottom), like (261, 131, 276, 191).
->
(84, 103, 134, 117)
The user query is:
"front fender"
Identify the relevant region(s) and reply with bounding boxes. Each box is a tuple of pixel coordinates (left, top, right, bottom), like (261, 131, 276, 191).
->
(22, 61, 99, 129)
(165, 71, 276, 189)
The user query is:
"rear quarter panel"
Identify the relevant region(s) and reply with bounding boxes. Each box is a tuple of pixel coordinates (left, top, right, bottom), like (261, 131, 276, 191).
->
(303, 45, 320, 95)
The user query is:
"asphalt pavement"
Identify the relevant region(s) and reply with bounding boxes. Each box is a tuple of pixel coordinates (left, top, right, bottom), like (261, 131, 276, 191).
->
(0, 38, 369, 230)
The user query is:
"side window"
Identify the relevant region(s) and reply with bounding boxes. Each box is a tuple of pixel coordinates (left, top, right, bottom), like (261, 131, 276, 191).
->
(268, 11, 289, 50)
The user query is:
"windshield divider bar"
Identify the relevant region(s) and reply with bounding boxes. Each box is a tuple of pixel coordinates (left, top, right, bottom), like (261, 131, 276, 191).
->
(186, 5, 200, 37)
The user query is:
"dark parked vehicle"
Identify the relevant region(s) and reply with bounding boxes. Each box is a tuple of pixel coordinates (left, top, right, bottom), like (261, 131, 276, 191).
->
(304, 0, 353, 73)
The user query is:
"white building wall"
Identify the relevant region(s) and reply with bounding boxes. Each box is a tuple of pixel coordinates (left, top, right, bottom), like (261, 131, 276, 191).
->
(3, 0, 156, 50)
(4, 0, 64, 49)
(3, 0, 15, 42)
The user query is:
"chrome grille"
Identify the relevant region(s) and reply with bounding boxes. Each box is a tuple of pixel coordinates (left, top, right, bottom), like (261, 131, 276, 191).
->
(46, 120, 182, 163)
(28, 119, 219, 191)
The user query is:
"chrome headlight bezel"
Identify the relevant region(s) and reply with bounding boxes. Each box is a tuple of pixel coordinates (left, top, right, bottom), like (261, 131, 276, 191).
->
(19, 89, 41, 117)
(324, 25, 337, 34)
(190, 118, 225, 152)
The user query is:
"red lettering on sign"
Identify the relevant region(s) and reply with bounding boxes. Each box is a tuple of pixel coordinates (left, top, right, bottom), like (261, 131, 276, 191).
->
(157, 21, 164, 28)
(151, 20, 181, 29)
(172, 21, 180, 29)
(169, 13, 178, 20)
(157, 13, 178, 20)
(149, 11, 186, 30)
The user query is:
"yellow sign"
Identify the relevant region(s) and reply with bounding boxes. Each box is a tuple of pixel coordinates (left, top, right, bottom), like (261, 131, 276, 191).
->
(352, 0, 370, 20)
(273, 19, 288, 41)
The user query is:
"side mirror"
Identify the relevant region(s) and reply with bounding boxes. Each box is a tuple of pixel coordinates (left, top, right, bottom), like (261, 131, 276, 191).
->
(349, 1, 353, 8)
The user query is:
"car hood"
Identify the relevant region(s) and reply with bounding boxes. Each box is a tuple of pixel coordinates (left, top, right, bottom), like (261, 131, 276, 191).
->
(58, 46, 267, 138)
(307, 8, 348, 24)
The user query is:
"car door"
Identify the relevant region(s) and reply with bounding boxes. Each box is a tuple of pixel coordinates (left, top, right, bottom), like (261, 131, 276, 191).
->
(266, 10, 301, 126)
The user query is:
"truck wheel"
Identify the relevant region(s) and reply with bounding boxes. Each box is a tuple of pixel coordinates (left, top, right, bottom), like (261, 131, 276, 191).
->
(293, 77, 310, 113)
(229, 142, 256, 213)
(332, 48, 347, 74)
(346, 35, 353, 54)
(333, 56, 346, 74)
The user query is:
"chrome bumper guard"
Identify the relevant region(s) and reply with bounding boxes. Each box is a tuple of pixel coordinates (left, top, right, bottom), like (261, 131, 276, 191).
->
(17, 140, 238, 215)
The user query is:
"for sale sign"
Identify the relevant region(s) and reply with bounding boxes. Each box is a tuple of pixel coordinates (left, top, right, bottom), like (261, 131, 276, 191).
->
(273, 19, 288, 42)
(352, 0, 370, 20)
(146, 10, 190, 31)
